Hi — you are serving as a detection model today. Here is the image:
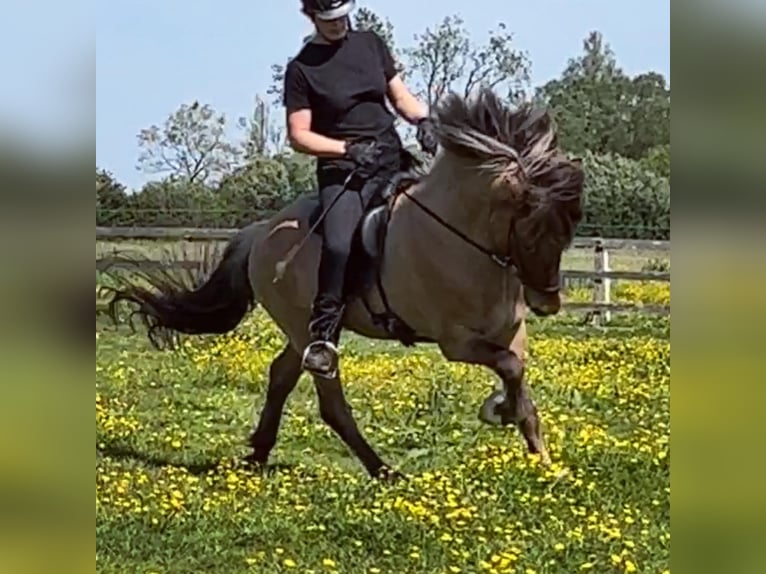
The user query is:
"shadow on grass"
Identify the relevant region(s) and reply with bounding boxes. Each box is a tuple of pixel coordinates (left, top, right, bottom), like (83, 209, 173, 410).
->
(97, 442, 298, 477)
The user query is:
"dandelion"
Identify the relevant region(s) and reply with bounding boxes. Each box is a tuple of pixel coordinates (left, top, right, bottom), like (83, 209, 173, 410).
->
(97, 307, 669, 573)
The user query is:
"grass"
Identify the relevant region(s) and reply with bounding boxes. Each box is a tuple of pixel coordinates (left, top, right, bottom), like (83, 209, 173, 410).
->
(96, 296, 670, 574)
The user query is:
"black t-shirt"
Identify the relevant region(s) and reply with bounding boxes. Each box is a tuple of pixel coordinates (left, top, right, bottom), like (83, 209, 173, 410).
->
(283, 30, 398, 141)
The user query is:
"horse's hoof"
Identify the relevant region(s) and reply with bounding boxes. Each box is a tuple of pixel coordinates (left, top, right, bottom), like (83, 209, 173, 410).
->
(242, 452, 267, 469)
(479, 390, 508, 426)
(374, 465, 406, 483)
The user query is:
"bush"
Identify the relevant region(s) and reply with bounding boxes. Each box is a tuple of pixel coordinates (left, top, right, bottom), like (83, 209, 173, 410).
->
(579, 150, 670, 239)
(96, 148, 669, 240)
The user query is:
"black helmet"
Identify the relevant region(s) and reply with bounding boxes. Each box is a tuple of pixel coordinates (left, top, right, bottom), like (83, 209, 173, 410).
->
(302, 0, 355, 20)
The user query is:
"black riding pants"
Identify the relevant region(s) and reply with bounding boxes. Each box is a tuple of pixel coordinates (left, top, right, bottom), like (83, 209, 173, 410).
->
(309, 140, 403, 342)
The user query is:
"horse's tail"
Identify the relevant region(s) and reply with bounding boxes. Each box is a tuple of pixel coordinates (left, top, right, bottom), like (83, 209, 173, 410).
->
(103, 223, 261, 348)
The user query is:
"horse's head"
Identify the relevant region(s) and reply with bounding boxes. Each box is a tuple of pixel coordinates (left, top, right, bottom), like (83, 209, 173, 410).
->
(433, 89, 585, 316)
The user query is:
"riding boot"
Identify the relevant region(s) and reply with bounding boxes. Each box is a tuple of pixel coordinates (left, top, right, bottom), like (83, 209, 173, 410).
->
(302, 292, 345, 379)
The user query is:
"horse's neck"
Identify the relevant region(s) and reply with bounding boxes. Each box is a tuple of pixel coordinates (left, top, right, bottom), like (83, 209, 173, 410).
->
(403, 168, 496, 254)
(383, 171, 522, 339)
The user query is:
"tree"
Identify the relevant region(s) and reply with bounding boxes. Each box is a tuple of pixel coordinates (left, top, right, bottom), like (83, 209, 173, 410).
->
(126, 179, 223, 227)
(624, 72, 670, 159)
(136, 101, 241, 185)
(404, 16, 531, 108)
(536, 31, 669, 159)
(96, 168, 129, 225)
(237, 95, 286, 158)
(216, 156, 292, 226)
(579, 150, 669, 239)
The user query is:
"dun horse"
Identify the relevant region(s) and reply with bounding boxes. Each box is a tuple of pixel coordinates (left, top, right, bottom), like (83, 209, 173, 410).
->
(106, 88, 584, 479)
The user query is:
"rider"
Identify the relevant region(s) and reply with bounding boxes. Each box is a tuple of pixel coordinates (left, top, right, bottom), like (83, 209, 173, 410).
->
(284, 0, 438, 378)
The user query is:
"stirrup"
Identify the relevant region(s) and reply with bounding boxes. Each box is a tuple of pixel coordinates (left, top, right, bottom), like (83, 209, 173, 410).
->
(301, 340, 339, 379)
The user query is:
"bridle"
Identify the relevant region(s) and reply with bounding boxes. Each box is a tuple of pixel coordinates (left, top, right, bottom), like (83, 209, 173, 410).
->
(392, 172, 561, 295)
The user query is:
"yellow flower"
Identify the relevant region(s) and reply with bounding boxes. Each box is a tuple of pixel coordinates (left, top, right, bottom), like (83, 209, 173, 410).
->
(322, 559, 337, 568)
(624, 561, 637, 573)
(283, 558, 296, 568)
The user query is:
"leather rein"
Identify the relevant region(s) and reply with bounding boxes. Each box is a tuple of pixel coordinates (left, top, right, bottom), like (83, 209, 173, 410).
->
(387, 171, 561, 295)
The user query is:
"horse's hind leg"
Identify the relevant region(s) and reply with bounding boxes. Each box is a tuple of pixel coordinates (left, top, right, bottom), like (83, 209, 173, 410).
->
(313, 374, 398, 479)
(245, 344, 302, 466)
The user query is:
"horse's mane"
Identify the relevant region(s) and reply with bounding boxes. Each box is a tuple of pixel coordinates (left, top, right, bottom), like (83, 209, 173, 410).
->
(432, 88, 585, 245)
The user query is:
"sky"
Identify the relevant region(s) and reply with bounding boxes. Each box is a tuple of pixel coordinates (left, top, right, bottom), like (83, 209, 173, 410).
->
(0, 1, 93, 153)
(96, 0, 670, 190)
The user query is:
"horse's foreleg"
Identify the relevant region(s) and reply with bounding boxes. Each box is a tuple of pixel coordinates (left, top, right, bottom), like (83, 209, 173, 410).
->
(246, 344, 302, 465)
(458, 341, 550, 464)
(313, 374, 398, 479)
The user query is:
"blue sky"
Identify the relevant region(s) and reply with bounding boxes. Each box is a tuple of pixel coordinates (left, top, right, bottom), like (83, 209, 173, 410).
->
(0, 1, 92, 152)
(96, 0, 670, 190)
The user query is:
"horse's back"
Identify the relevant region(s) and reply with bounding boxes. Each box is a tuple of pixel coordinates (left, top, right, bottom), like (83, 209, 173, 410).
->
(247, 195, 323, 340)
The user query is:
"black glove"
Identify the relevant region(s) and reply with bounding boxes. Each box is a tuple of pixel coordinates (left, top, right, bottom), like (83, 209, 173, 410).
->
(416, 117, 438, 155)
(344, 139, 383, 178)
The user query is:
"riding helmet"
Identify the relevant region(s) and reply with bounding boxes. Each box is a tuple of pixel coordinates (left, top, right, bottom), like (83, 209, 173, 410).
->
(301, 0, 356, 20)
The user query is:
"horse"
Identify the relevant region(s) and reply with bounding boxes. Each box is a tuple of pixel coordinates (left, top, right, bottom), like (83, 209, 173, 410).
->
(105, 87, 584, 480)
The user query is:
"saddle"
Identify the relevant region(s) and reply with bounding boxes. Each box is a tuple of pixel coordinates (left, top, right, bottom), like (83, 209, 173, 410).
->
(306, 160, 427, 347)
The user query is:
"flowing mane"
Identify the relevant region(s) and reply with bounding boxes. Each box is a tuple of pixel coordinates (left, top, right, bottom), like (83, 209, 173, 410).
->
(432, 88, 585, 247)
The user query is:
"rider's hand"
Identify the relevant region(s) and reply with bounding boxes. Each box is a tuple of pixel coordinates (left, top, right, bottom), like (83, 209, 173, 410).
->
(344, 139, 383, 177)
(415, 117, 438, 155)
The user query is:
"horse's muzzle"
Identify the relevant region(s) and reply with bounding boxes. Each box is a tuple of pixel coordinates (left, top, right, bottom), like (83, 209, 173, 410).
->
(524, 289, 561, 316)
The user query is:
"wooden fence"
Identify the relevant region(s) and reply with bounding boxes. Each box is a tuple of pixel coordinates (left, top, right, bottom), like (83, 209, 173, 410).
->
(96, 227, 670, 321)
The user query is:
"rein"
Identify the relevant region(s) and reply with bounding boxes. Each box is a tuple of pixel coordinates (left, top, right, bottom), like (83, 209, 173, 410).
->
(396, 178, 561, 295)
(399, 186, 514, 269)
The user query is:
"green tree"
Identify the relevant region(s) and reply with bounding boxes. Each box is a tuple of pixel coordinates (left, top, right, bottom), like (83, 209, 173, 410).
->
(276, 151, 317, 198)
(579, 150, 670, 239)
(404, 17, 531, 108)
(136, 101, 242, 185)
(641, 143, 670, 178)
(625, 72, 671, 159)
(128, 179, 222, 226)
(216, 156, 293, 226)
(237, 95, 286, 158)
(96, 168, 130, 225)
(536, 31, 669, 159)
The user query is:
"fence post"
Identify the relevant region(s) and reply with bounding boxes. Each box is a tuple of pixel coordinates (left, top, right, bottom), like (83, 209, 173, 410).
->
(592, 238, 612, 325)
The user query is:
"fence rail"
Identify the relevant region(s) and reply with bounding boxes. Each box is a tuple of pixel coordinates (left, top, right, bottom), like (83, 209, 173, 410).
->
(96, 226, 670, 321)
(96, 226, 671, 251)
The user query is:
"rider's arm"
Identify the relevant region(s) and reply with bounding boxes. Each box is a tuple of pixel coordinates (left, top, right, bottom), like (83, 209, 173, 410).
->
(370, 31, 429, 124)
(283, 61, 347, 158)
(386, 75, 429, 124)
(286, 108, 347, 157)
